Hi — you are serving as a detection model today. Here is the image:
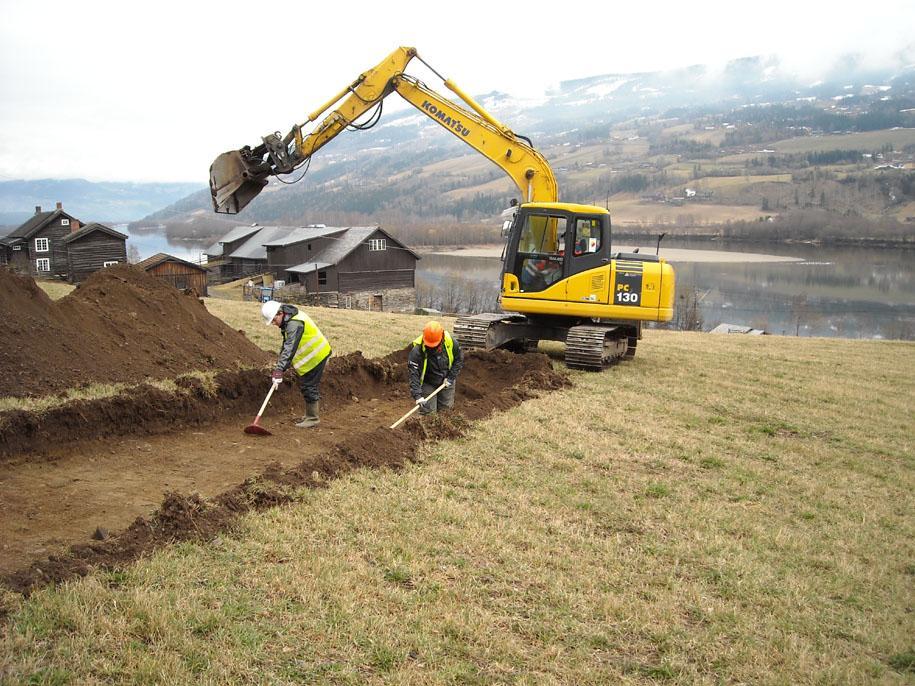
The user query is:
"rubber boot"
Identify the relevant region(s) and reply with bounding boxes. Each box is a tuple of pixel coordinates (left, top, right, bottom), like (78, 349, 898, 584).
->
(296, 401, 320, 428)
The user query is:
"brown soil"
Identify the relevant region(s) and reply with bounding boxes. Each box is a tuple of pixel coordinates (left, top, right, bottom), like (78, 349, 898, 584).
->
(0, 348, 568, 596)
(0, 265, 270, 398)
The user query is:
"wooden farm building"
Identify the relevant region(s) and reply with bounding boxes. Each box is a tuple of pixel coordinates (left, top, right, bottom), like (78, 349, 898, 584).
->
(61, 223, 128, 283)
(206, 223, 419, 310)
(273, 226, 418, 294)
(205, 224, 268, 279)
(3, 202, 86, 278)
(135, 252, 209, 296)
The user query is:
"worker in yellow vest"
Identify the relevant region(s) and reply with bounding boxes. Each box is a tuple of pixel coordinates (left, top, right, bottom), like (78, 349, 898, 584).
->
(262, 300, 332, 428)
(408, 321, 463, 415)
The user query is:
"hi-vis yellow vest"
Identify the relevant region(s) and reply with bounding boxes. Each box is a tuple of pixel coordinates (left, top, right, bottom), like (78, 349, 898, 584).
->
(287, 312, 331, 375)
(411, 331, 454, 384)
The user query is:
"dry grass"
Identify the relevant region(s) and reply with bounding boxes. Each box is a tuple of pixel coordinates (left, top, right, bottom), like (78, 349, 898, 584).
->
(609, 198, 766, 225)
(34, 279, 75, 300)
(769, 129, 915, 155)
(2, 306, 914, 684)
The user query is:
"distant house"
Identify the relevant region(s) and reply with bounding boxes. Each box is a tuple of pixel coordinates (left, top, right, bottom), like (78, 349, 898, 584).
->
(4, 202, 84, 277)
(224, 225, 300, 279)
(280, 226, 418, 295)
(62, 223, 128, 283)
(205, 224, 267, 278)
(135, 252, 209, 296)
(206, 223, 420, 310)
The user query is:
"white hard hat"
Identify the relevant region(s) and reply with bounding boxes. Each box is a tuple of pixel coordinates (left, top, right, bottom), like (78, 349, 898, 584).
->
(261, 300, 282, 325)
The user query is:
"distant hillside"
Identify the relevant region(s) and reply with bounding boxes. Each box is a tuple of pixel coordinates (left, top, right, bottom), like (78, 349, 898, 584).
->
(0, 179, 203, 228)
(139, 54, 915, 245)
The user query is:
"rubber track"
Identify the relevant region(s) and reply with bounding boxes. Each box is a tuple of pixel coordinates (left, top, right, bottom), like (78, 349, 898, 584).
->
(454, 313, 507, 349)
(565, 325, 626, 371)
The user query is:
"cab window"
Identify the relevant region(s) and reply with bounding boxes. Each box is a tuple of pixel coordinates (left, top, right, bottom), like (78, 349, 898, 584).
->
(573, 217, 602, 256)
(518, 214, 567, 255)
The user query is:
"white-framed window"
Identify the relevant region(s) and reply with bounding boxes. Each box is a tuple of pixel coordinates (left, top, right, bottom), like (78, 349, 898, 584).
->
(35, 237, 49, 252)
(36, 258, 50, 272)
(103, 260, 119, 267)
(369, 238, 386, 251)
(12, 244, 21, 251)
(61, 218, 70, 226)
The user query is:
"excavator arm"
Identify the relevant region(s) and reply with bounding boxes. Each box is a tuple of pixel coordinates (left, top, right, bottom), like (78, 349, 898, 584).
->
(209, 46, 558, 214)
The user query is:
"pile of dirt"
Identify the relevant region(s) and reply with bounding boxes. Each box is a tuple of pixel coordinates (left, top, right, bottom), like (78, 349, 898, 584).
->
(0, 265, 270, 398)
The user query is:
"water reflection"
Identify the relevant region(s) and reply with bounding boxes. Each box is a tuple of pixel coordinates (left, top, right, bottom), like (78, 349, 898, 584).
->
(116, 225, 209, 262)
(416, 240, 915, 340)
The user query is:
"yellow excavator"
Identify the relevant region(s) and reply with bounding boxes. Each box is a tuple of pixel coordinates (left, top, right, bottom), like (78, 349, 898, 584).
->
(209, 46, 675, 369)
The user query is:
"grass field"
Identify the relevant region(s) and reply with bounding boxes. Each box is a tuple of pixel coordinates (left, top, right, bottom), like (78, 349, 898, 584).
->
(768, 129, 915, 155)
(2, 299, 913, 684)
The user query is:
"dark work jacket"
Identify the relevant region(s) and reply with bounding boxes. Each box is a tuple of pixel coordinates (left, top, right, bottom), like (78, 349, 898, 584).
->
(408, 337, 463, 399)
(275, 305, 304, 372)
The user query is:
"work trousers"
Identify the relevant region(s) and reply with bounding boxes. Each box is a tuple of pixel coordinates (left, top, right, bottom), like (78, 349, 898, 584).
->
(298, 355, 329, 403)
(419, 381, 455, 415)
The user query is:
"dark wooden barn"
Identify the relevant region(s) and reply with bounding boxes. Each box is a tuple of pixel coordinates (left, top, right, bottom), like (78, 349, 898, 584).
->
(4, 202, 84, 277)
(134, 253, 209, 296)
(62, 223, 128, 283)
(277, 227, 418, 294)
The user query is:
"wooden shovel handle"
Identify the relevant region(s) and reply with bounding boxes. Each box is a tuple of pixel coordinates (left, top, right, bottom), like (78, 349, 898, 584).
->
(389, 381, 449, 429)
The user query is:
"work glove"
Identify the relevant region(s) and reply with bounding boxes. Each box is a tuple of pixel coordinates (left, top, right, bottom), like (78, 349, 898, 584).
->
(271, 370, 284, 385)
(415, 397, 427, 408)
(442, 378, 452, 388)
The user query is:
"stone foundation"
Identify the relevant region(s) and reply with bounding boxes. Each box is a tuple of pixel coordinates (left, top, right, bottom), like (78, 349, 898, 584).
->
(273, 285, 416, 313)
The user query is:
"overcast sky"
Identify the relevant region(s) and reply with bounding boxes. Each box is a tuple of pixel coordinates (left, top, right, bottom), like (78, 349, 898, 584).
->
(2, 0, 913, 183)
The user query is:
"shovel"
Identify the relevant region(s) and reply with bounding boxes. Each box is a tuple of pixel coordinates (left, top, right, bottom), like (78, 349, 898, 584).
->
(244, 382, 279, 435)
(390, 382, 449, 429)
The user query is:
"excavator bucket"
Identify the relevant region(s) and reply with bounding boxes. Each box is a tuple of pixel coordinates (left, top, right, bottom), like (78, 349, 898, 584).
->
(209, 150, 269, 214)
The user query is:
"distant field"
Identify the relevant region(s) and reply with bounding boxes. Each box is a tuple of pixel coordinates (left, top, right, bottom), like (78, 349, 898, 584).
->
(769, 128, 915, 154)
(692, 174, 793, 189)
(609, 198, 766, 225)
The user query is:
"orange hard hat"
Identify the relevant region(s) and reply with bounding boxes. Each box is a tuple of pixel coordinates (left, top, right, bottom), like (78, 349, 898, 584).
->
(422, 321, 444, 348)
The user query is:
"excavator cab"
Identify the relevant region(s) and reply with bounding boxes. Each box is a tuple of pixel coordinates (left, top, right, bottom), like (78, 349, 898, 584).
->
(503, 203, 611, 295)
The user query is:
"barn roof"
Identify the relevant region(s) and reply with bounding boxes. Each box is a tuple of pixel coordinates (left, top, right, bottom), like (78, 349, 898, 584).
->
(285, 226, 419, 273)
(7, 209, 73, 239)
(227, 226, 297, 260)
(61, 222, 127, 244)
(285, 261, 332, 275)
(219, 224, 264, 244)
(134, 252, 208, 272)
(261, 226, 344, 247)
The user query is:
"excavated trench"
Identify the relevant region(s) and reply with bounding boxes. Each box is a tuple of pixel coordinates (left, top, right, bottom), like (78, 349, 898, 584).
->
(0, 348, 568, 596)
(0, 266, 568, 597)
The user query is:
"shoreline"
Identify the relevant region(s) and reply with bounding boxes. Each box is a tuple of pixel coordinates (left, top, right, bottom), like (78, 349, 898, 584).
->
(419, 245, 806, 264)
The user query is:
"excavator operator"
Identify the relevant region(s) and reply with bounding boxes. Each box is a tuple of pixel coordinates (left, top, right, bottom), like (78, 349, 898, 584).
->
(408, 321, 464, 415)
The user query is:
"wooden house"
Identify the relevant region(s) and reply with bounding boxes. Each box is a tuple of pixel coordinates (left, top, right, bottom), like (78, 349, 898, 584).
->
(205, 224, 266, 278)
(62, 223, 128, 283)
(223, 225, 298, 280)
(4, 202, 84, 277)
(134, 252, 209, 296)
(279, 226, 418, 294)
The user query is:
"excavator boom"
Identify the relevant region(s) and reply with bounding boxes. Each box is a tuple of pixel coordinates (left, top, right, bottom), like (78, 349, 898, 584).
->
(209, 46, 557, 214)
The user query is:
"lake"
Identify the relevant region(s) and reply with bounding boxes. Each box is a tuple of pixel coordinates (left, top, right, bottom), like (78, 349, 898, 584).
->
(117, 225, 210, 263)
(416, 240, 915, 340)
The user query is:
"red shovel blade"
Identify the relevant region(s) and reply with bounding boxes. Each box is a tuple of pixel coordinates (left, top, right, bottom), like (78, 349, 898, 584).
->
(243, 417, 272, 436)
